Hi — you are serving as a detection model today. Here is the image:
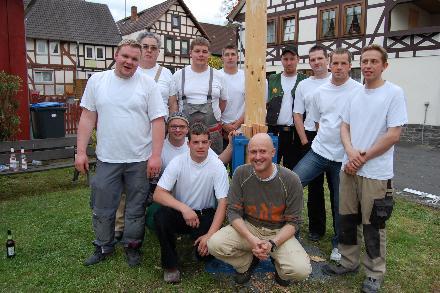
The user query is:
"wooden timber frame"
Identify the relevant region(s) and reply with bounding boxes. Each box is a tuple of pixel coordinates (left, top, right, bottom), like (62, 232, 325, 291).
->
(241, 0, 269, 138)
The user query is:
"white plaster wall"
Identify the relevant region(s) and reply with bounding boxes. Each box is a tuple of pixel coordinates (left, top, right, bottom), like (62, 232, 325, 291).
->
(383, 56, 440, 126)
(26, 39, 34, 50)
(366, 7, 384, 34)
(298, 18, 316, 43)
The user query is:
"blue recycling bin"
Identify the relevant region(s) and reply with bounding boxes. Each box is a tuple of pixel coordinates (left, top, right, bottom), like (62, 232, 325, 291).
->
(30, 102, 66, 139)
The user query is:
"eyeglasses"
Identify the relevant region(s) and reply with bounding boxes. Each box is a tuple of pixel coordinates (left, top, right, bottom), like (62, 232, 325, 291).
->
(142, 44, 158, 51)
(169, 125, 187, 131)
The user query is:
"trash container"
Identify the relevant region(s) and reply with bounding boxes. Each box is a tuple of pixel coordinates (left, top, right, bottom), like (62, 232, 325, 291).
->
(30, 102, 67, 139)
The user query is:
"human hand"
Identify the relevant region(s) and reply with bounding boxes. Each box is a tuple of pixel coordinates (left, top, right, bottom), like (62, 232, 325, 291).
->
(252, 240, 271, 260)
(74, 153, 89, 174)
(344, 162, 357, 175)
(194, 234, 210, 256)
(181, 206, 199, 228)
(300, 137, 309, 146)
(147, 155, 161, 178)
(223, 123, 236, 134)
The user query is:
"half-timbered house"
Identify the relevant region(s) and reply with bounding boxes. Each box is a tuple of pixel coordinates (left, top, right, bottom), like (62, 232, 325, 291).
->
(228, 0, 440, 146)
(117, 0, 210, 73)
(24, 0, 121, 98)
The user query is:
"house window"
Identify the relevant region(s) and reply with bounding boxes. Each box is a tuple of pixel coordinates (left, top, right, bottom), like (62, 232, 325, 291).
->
(342, 1, 365, 36)
(95, 46, 105, 60)
(171, 15, 180, 28)
(49, 41, 60, 55)
(85, 45, 94, 59)
(36, 40, 48, 55)
(165, 37, 175, 55)
(34, 71, 53, 83)
(181, 40, 189, 55)
(281, 14, 297, 42)
(267, 19, 276, 44)
(319, 6, 338, 39)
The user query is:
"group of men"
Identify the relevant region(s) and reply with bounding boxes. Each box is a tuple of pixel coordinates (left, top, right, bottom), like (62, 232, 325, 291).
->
(75, 30, 407, 293)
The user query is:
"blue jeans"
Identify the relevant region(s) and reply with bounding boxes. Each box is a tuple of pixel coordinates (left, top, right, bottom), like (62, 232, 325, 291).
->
(293, 150, 341, 248)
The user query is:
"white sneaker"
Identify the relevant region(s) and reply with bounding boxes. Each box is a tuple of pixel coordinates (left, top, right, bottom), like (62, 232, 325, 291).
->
(330, 248, 341, 261)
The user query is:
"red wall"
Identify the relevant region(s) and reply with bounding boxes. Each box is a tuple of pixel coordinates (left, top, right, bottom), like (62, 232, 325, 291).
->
(0, 0, 30, 140)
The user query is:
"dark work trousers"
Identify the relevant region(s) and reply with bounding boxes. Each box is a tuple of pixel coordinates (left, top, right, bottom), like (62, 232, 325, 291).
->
(154, 206, 215, 269)
(291, 130, 334, 237)
(268, 125, 299, 170)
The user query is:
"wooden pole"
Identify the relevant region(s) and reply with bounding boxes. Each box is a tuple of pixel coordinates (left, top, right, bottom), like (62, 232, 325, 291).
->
(243, 0, 267, 138)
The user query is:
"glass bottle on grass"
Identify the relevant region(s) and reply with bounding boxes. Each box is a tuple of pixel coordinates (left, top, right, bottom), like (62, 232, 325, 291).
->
(6, 230, 15, 258)
(21, 148, 28, 170)
(9, 148, 18, 171)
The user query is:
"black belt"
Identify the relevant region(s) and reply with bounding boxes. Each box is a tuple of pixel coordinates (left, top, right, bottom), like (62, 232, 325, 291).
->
(272, 125, 294, 132)
(194, 208, 215, 216)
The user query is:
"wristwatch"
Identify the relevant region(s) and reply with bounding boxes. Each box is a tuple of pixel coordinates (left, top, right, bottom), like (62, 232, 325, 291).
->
(269, 239, 277, 252)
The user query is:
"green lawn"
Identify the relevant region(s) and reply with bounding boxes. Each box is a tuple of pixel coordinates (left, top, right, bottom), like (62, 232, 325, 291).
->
(0, 168, 439, 292)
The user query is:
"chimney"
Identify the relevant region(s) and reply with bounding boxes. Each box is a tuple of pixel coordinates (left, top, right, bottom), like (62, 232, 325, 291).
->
(131, 6, 138, 21)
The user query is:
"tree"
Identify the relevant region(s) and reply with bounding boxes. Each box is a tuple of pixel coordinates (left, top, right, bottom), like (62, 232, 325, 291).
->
(0, 71, 22, 141)
(220, 0, 240, 17)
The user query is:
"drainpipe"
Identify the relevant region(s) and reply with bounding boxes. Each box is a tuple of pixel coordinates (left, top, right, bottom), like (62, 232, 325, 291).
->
(421, 101, 430, 145)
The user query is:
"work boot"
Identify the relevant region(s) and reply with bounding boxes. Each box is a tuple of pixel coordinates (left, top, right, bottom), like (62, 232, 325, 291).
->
(83, 246, 113, 266)
(125, 247, 141, 267)
(114, 231, 123, 242)
(322, 263, 359, 276)
(164, 269, 181, 283)
(270, 257, 290, 287)
(234, 256, 260, 284)
(362, 277, 382, 293)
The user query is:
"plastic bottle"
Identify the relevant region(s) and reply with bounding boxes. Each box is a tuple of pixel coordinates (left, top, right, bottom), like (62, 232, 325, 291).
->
(9, 148, 18, 171)
(6, 230, 15, 258)
(20, 148, 28, 170)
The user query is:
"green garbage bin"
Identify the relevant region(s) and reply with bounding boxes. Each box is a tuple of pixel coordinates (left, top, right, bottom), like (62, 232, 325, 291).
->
(30, 102, 67, 139)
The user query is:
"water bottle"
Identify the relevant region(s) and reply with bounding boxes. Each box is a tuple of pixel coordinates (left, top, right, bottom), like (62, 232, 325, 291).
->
(9, 148, 18, 171)
(21, 148, 28, 170)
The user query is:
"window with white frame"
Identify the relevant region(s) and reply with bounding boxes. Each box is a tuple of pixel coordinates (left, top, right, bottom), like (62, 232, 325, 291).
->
(49, 41, 60, 55)
(281, 15, 297, 42)
(36, 40, 48, 55)
(181, 40, 189, 55)
(34, 71, 53, 83)
(95, 46, 105, 60)
(85, 45, 94, 59)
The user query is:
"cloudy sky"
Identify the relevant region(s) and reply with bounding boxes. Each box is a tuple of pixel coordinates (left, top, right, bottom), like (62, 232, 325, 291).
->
(88, 0, 227, 24)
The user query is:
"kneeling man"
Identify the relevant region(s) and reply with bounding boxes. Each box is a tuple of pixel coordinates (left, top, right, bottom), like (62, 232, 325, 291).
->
(208, 133, 311, 286)
(153, 123, 229, 283)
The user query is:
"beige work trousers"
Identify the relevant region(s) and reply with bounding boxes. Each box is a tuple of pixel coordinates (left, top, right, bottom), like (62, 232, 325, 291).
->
(338, 172, 390, 280)
(115, 193, 126, 232)
(207, 221, 312, 281)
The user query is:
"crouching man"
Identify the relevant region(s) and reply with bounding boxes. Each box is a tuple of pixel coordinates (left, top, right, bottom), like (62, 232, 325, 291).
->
(153, 123, 229, 283)
(207, 133, 312, 286)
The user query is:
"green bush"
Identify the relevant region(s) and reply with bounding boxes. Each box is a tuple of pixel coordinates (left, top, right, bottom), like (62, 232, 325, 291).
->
(208, 55, 223, 69)
(0, 71, 22, 141)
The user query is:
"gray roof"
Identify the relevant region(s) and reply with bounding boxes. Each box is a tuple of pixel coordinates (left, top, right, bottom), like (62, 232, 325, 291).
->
(24, 0, 121, 46)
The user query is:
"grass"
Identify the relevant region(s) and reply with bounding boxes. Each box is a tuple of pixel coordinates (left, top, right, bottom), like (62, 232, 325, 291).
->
(0, 168, 439, 292)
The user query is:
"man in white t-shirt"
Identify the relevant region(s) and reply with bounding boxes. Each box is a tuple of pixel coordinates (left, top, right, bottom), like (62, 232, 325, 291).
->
(266, 46, 307, 170)
(220, 44, 244, 145)
(136, 32, 177, 117)
(322, 45, 407, 293)
(75, 39, 166, 267)
(153, 123, 229, 283)
(172, 37, 227, 155)
(293, 48, 363, 261)
(293, 45, 332, 242)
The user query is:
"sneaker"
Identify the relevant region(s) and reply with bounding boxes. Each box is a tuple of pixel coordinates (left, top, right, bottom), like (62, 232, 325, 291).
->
(83, 246, 113, 266)
(322, 263, 359, 276)
(125, 247, 141, 267)
(362, 277, 382, 293)
(330, 248, 342, 261)
(114, 231, 123, 242)
(164, 269, 181, 283)
(234, 256, 260, 284)
(308, 232, 322, 242)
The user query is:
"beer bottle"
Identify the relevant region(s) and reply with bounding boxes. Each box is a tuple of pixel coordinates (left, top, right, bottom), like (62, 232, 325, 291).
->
(6, 230, 15, 258)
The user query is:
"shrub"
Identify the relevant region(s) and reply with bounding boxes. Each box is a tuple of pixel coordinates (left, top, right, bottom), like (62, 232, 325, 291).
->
(208, 55, 223, 69)
(0, 71, 22, 141)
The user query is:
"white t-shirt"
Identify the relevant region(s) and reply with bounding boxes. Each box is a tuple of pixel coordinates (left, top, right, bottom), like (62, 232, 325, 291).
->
(310, 78, 362, 162)
(276, 74, 297, 125)
(158, 152, 229, 210)
(172, 66, 228, 121)
(137, 64, 173, 110)
(80, 70, 167, 163)
(220, 69, 245, 124)
(161, 137, 216, 169)
(293, 75, 331, 131)
(341, 81, 408, 180)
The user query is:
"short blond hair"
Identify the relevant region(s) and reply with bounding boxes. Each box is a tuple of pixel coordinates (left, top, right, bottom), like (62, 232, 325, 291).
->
(116, 39, 142, 53)
(361, 44, 388, 64)
(190, 36, 210, 51)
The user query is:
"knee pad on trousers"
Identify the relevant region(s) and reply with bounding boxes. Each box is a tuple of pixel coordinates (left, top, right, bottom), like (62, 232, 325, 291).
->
(363, 224, 381, 259)
(92, 213, 115, 244)
(339, 214, 361, 245)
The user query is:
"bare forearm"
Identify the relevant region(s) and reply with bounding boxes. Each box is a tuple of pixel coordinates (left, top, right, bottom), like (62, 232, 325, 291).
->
(365, 127, 402, 161)
(218, 142, 232, 164)
(77, 110, 96, 154)
(151, 117, 165, 158)
(293, 113, 307, 143)
(272, 224, 295, 246)
(219, 99, 227, 113)
(340, 122, 354, 154)
(168, 95, 178, 114)
(206, 199, 227, 236)
(153, 187, 188, 212)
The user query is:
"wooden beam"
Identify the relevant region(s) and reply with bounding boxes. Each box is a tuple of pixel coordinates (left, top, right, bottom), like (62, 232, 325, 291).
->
(244, 0, 267, 130)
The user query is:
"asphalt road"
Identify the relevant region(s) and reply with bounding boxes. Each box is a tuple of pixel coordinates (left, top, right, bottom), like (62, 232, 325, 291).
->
(394, 142, 440, 196)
